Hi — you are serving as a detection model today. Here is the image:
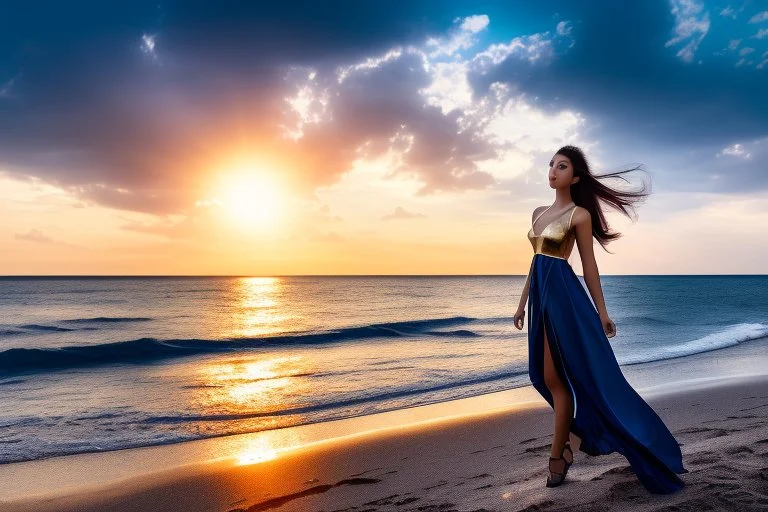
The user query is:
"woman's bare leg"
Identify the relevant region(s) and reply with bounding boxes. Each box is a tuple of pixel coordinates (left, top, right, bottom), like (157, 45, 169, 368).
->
(543, 327, 574, 465)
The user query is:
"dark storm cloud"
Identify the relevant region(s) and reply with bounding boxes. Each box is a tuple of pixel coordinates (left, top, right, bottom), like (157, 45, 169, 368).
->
(0, 0, 471, 214)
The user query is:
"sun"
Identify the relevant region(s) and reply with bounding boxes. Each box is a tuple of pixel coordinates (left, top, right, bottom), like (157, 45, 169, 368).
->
(216, 172, 282, 229)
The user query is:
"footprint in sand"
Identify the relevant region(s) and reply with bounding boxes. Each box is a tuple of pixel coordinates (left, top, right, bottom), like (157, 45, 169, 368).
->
(689, 453, 720, 465)
(675, 426, 732, 438)
(422, 480, 449, 490)
(724, 445, 753, 456)
(523, 443, 553, 455)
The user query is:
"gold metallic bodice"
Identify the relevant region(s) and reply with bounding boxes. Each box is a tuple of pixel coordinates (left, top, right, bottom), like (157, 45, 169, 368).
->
(527, 203, 578, 260)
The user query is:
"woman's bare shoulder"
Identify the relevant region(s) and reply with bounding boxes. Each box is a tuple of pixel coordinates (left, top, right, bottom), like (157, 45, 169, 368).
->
(531, 205, 549, 222)
(571, 206, 591, 226)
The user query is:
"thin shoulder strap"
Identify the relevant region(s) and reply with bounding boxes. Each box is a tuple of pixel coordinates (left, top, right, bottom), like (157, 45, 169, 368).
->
(566, 204, 578, 230)
(531, 205, 553, 227)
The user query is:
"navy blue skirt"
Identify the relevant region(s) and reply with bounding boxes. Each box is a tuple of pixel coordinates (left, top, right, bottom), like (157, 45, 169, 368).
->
(527, 253, 687, 494)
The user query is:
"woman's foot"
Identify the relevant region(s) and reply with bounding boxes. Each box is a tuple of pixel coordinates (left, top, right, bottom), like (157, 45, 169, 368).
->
(546, 441, 573, 487)
(562, 441, 573, 464)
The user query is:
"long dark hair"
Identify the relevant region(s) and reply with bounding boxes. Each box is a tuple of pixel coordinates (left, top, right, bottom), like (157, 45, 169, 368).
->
(555, 145, 651, 252)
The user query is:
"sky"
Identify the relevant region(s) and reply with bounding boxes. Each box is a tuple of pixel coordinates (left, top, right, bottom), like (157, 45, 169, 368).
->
(0, 0, 767, 275)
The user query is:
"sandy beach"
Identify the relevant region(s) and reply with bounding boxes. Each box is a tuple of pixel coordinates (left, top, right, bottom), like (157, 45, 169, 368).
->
(2, 337, 768, 512)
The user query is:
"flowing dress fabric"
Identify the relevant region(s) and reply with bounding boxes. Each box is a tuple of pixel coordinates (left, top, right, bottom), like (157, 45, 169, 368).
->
(526, 206, 687, 494)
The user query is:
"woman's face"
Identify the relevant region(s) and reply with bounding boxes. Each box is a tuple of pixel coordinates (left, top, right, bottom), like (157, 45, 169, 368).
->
(548, 154, 578, 189)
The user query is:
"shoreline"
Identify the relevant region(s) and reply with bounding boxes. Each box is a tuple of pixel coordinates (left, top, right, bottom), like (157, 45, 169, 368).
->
(2, 372, 767, 511)
(3, 332, 767, 469)
(2, 335, 768, 510)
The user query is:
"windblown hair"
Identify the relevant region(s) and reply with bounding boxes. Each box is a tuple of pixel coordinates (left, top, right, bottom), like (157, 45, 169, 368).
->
(555, 145, 651, 252)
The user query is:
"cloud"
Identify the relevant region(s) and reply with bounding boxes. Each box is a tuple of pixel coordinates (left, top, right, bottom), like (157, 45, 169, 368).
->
(470, 20, 575, 72)
(748, 11, 768, 23)
(140, 33, 159, 63)
(759, 50, 768, 69)
(380, 206, 427, 220)
(556, 20, 573, 38)
(119, 216, 197, 239)
(0, 73, 21, 99)
(459, 15, 490, 33)
(425, 15, 490, 59)
(314, 204, 344, 222)
(714, 33, 765, 67)
(647, 136, 768, 196)
(5, 0, 764, 221)
(716, 142, 752, 159)
(281, 17, 578, 198)
(719, 5, 741, 19)
(14, 229, 54, 244)
(705, 137, 768, 191)
(0, 2, 454, 216)
(1, 9, 579, 217)
(285, 49, 498, 197)
(14, 229, 80, 248)
(665, 0, 711, 63)
(118, 194, 345, 242)
(309, 231, 345, 243)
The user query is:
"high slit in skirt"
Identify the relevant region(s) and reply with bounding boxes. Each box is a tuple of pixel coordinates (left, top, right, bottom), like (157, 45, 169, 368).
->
(527, 253, 687, 494)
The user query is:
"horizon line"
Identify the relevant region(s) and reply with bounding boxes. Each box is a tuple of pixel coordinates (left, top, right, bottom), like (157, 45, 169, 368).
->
(1, 274, 766, 278)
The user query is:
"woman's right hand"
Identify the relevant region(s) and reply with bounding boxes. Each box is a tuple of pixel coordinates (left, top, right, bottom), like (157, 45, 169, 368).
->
(513, 308, 526, 330)
(600, 313, 617, 339)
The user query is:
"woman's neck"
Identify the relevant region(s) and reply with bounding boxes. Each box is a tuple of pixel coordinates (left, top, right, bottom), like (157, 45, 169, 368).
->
(553, 190, 574, 208)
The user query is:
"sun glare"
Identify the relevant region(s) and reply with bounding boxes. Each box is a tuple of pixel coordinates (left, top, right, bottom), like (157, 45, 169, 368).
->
(217, 172, 282, 229)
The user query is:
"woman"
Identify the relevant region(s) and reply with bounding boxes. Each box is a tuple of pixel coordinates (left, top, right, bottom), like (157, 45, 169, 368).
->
(512, 145, 687, 493)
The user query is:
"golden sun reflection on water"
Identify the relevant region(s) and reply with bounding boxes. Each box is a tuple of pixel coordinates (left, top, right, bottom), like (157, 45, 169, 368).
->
(190, 354, 315, 466)
(185, 277, 328, 465)
(202, 355, 310, 406)
(231, 277, 295, 338)
(185, 276, 318, 444)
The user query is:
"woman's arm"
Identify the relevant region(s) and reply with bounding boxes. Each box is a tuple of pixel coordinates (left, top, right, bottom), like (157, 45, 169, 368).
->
(519, 205, 549, 309)
(573, 207, 616, 337)
(514, 207, 546, 330)
(513, 258, 533, 330)
(517, 258, 534, 310)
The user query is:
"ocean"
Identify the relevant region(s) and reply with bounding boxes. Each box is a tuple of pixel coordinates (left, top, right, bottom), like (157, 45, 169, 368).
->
(1, 274, 767, 464)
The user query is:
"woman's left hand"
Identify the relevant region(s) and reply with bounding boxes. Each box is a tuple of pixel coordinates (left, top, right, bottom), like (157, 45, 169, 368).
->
(600, 314, 616, 339)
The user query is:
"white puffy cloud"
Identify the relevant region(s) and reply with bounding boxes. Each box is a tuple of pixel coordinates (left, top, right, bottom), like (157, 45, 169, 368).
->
(716, 142, 751, 159)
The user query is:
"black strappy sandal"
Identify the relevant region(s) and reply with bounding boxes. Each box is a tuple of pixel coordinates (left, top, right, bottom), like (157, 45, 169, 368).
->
(546, 441, 573, 488)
